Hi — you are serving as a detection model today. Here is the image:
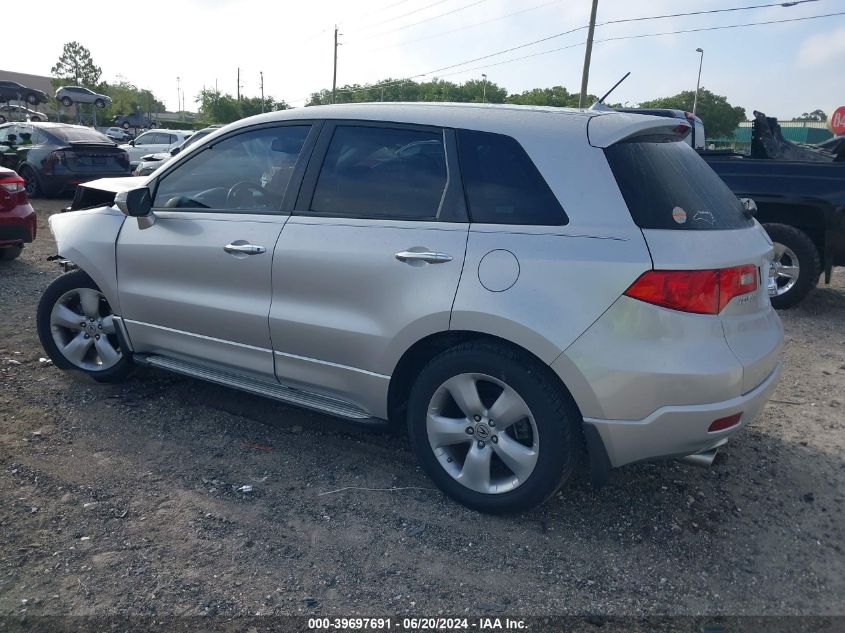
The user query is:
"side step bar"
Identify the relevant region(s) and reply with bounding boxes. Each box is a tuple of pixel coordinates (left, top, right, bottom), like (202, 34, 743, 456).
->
(134, 354, 384, 425)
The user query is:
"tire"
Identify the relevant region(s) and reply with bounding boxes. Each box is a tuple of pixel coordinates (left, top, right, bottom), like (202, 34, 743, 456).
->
(407, 341, 582, 514)
(122, 121, 130, 129)
(36, 270, 134, 383)
(26, 93, 38, 105)
(18, 165, 40, 198)
(94, 99, 106, 109)
(0, 115, 6, 124)
(764, 223, 821, 309)
(30, 115, 43, 122)
(0, 245, 23, 261)
(60, 96, 72, 107)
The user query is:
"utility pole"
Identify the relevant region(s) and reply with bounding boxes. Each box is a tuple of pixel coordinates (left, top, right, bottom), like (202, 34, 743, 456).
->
(332, 25, 339, 104)
(176, 76, 181, 116)
(692, 48, 704, 117)
(237, 67, 240, 101)
(482, 73, 487, 103)
(260, 71, 265, 112)
(578, 0, 599, 108)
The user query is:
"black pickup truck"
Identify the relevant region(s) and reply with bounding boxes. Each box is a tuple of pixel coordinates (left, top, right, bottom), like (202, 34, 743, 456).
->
(701, 112, 845, 308)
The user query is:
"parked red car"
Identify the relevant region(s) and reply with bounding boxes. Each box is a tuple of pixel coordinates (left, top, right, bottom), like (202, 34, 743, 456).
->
(0, 166, 36, 260)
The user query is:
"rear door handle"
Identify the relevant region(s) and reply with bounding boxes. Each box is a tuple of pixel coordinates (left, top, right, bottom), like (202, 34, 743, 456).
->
(395, 250, 453, 264)
(224, 242, 266, 255)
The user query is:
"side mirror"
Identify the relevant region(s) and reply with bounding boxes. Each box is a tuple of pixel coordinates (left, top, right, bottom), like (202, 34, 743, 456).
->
(128, 139, 135, 146)
(170, 146, 180, 156)
(115, 187, 153, 218)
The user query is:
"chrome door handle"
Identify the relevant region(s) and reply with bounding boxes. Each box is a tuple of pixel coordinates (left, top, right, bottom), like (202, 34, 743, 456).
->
(395, 250, 453, 264)
(224, 243, 266, 255)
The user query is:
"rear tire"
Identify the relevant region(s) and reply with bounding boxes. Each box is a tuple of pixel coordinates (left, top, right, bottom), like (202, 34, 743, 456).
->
(764, 223, 820, 309)
(407, 341, 582, 514)
(94, 99, 106, 109)
(26, 93, 38, 105)
(122, 121, 130, 129)
(37, 270, 134, 384)
(0, 245, 22, 261)
(60, 96, 72, 107)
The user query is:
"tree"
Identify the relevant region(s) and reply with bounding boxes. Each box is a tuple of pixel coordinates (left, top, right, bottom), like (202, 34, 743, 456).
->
(794, 109, 827, 122)
(196, 89, 289, 124)
(506, 85, 599, 107)
(306, 77, 508, 106)
(92, 80, 166, 126)
(51, 42, 102, 88)
(637, 88, 746, 137)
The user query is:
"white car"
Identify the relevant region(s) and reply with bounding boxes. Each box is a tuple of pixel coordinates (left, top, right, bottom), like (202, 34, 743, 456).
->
(104, 127, 132, 142)
(55, 86, 112, 109)
(119, 130, 191, 168)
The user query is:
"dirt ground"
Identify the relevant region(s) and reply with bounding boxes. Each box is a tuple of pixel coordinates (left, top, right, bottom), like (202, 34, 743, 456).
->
(1, 198, 843, 619)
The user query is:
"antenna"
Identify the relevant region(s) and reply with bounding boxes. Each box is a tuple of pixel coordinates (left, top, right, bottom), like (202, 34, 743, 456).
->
(598, 72, 630, 104)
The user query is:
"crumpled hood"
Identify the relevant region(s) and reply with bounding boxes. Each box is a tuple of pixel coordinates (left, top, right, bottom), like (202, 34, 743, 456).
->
(67, 177, 147, 211)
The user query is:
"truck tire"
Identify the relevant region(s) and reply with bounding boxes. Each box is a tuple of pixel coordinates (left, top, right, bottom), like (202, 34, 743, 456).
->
(763, 223, 821, 309)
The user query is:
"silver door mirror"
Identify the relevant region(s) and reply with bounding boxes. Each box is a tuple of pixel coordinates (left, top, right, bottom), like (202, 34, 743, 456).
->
(115, 187, 155, 229)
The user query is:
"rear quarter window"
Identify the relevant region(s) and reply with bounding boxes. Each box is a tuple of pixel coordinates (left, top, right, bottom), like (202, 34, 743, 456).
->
(457, 129, 567, 226)
(604, 141, 752, 230)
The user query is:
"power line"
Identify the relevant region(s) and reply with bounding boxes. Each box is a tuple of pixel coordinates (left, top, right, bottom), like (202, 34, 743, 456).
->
(595, 9, 845, 43)
(364, 0, 492, 40)
(308, 9, 844, 102)
(356, 0, 455, 31)
(597, 0, 821, 27)
(357, 0, 565, 52)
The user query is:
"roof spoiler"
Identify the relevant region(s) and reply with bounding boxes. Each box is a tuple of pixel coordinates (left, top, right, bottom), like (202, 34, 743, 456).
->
(587, 113, 691, 148)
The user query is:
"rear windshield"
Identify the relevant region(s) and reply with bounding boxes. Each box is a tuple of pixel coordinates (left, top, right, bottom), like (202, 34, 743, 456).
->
(47, 127, 115, 144)
(604, 141, 752, 230)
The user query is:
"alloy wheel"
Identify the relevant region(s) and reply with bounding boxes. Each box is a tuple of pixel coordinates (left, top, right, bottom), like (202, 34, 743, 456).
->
(426, 372, 539, 494)
(770, 242, 800, 297)
(49, 288, 122, 371)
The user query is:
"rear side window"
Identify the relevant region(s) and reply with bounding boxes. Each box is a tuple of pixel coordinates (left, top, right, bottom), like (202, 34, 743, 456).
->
(311, 125, 447, 220)
(457, 129, 567, 226)
(604, 141, 752, 230)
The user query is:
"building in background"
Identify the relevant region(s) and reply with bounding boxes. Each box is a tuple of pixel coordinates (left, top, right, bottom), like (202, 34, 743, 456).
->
(708, 120, 833, 153)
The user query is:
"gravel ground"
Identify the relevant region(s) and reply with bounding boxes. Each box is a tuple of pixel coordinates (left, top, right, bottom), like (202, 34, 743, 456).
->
(1, 198, 843, 620)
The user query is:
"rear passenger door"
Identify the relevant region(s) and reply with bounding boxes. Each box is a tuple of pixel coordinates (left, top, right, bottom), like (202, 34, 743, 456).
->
(269, 122, 469, 416)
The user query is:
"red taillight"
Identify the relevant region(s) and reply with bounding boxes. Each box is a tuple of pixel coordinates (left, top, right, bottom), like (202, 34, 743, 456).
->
(708, 413, 742, 433)
(625, 265, 758, 315)
(0, 176, 25, 194)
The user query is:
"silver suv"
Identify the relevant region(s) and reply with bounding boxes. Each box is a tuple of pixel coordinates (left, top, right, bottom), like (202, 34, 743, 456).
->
(37, 104, 783, 513)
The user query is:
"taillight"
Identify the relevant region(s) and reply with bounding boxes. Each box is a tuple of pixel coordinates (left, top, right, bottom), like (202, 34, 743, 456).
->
(0, 176, 25, 193)
(625, 265, 758, 315)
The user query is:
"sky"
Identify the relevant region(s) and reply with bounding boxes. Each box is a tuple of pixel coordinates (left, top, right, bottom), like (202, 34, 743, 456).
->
(12, 0, 845, 119)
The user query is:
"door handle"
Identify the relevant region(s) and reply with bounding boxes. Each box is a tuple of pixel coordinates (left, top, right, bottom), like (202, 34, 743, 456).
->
(395, 250, 453, 264)
(224, 243, 266, 255)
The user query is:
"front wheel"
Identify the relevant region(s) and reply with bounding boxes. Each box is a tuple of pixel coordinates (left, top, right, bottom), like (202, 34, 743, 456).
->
(122, 121, 130, 129)
(764, 223, 821, 309)
(407, 341, 582, 514)
(60, 96, 73, 107)
(18, 165, 40, 198)
(0, 245, 22, 261)
(37, 270, 133, 383)
(26, 93, 38, 105)
(94, 99, 106, 109)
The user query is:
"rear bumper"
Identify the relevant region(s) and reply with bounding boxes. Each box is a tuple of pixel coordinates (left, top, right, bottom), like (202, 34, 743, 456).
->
(0, 202, 36, 245)
(584, 362, 782, 468)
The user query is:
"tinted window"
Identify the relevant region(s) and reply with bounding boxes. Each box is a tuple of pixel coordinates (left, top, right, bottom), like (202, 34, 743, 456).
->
(153, 125, 310, 212)
(311, 126, 447, 220)
(604, 141, 753, 230)
(134, 132, 158, 145)
(457, 129, 567, 225)
(48, 126, 113, 144)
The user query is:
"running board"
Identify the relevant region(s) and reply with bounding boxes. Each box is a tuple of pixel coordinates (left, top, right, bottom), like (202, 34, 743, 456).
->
(135, 354, 382, 424)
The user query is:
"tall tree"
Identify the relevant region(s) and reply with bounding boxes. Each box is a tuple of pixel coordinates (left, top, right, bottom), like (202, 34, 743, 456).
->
(637, 88, 746, 137)
(51, 42, 102, 88)
(793, 109, 827, 122)
(196, 89, 289, 124)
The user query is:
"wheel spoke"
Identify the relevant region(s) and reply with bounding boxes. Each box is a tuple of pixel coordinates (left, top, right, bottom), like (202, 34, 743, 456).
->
(99, 315, 116, 334)
(94, 336, 120, 366)
(487, 386, 528, 430)
(443, 374, 484, 419)
(51, 304, 84, 330)
(458, 443, 492, 492)
(492, 434, 538, 482)
(63, 331, 94, 365)
(78, 289, 101, 319)
(777, 265, 799, 279)
(427, 414, 472, 448)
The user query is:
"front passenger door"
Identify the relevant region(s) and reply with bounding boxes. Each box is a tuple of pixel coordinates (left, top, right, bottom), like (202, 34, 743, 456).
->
(117, 123, 317, 379)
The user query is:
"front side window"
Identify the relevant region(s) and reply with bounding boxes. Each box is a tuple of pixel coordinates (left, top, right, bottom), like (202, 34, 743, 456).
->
(310, 125, 447, 220)
(134, 132, 156, 145)
(457, 129, 568, 226)
(153, 125, 311, 212)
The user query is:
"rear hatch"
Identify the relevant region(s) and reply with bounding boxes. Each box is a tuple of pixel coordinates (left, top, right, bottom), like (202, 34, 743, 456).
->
(597, 120, 782, 394)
